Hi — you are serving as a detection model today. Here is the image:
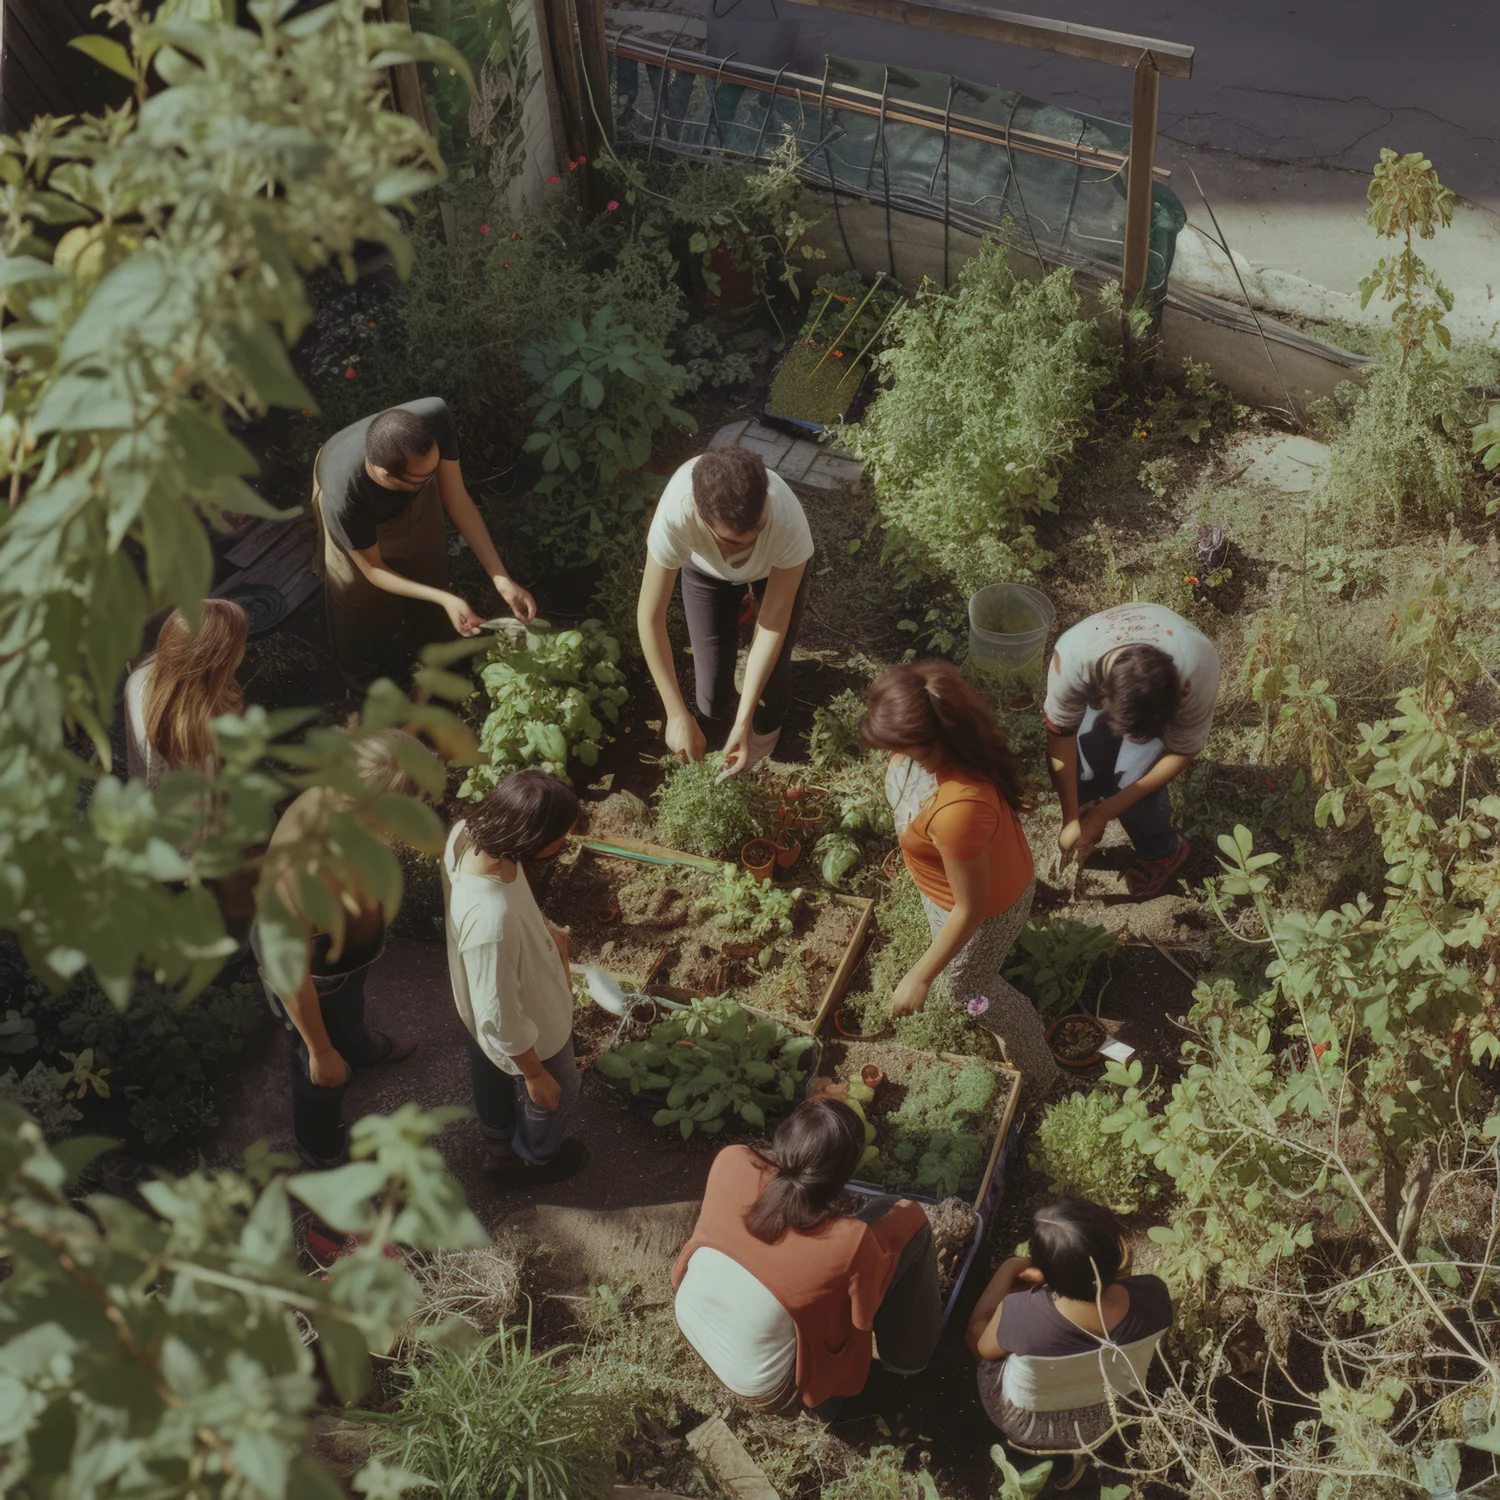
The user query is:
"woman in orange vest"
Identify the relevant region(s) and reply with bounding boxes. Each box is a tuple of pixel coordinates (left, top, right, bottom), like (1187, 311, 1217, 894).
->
(860, 662, 1057, 1097)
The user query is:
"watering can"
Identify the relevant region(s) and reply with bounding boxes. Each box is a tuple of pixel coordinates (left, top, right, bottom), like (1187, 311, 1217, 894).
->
(570, 965, 688, 1018)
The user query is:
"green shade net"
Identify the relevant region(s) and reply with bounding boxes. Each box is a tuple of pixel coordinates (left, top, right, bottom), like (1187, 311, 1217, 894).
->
(611, 45, 1186, 296)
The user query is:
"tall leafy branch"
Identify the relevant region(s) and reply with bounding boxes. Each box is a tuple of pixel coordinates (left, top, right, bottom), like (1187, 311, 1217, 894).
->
(0, 0, 476, 1006)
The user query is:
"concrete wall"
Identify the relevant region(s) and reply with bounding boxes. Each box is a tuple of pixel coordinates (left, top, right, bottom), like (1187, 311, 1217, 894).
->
(791, 183, 1371, 410)
(484, 0, 561, 217)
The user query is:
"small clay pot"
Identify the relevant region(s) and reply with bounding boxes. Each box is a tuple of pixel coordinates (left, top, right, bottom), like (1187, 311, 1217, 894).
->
(860, 1063, 885, 1091)
(1047, 1011, 1106, 1068)
(774, 837, 801, 869)
(742, 839, 777, 883)
(597, 900, 620, 924)
(797, 801, 829, 834)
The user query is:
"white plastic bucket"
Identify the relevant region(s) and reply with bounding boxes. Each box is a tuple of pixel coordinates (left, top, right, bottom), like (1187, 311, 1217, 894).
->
(968, 584, 1055, 668)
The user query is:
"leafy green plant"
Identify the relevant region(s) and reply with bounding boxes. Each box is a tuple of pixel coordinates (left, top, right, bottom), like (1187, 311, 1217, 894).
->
(0, 1100, 485, 1497)
(1030, 1075, 1160, 1213)
(867, 1059, 998, 1197)
(0, 0, 475, 1008)
(376, 1321, 624, 1500)
(807, 689, 865, 775)
(652, 755, 758, 857)
(594, 996, 817, 1137)
(678, 322, 757, 389)
(20, 970, 269, 1149)
(462, 619, 627, 793)
(1005, 917, 1117, 1021)
(697, 866, 801, 958)
(991, 1448, 1053, 1499)
(1137, 455, 1181, 500)
(0, 1010, 37, 1056)
(840, 241, 1114, 595)
(0, 1064, 82, 1140)
(816, 831, 863, 886)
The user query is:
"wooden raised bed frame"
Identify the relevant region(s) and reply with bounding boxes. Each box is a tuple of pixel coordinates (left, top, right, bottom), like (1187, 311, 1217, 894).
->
(574, 834, 876, 1036)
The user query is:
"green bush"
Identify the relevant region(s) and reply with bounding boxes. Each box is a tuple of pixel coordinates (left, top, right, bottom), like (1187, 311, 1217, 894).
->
(1316, 362, 1470, 536)
(1030, 1085, 1158, 1213)
(1005, 916, 1118, 1022)
(21, 972, 270, 1149)
(652, 755, 759, 857)
(462, 619, 628, 794)
(377, 1323, 624, 1500)
(843, 241, 1114, 594)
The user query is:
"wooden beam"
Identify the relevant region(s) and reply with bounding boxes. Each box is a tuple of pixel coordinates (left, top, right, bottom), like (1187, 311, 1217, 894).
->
(1121, 52, 1160, 306)
(381, 0, 430, 134)
(784, 0, 1193, 79)
(573, 0, 613, 151)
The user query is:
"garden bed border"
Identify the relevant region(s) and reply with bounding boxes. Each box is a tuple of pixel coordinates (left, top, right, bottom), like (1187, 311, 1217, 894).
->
(573, 834, 876, 1036)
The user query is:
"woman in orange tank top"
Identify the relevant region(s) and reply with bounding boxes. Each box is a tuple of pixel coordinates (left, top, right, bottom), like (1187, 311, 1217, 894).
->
(860, 663, 1057, 1097)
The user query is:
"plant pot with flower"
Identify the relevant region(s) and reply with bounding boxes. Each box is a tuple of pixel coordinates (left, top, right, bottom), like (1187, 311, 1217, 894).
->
(1046, 1011, 1106, 1068)
(742, 839, 777, 883)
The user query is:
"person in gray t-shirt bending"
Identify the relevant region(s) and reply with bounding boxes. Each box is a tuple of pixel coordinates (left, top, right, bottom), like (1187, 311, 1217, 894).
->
(1042, 603, 1219, 899)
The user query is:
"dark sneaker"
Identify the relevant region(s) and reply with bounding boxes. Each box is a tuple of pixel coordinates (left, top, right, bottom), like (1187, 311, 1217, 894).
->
(1124, 835, 1191, 898)
(362, 1030, 418, 1067)
(294, 1124, 350, 1172)
(485, 1138, 590, 1186)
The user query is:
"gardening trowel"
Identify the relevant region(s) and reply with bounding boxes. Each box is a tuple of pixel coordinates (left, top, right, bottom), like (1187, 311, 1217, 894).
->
(570, 965, 688, 1017)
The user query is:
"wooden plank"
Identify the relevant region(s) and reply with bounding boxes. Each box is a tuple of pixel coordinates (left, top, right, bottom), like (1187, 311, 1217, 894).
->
(529, 0, 578, 176)
(686, 1416, 780, 1500)
(540, 0, 589, 166)
(784, 0, 1193, 78)
(576, 833, 726, 874)
(1122, 53, 1161, 307)
(573, 0, 612, 150)
(380, 0, 430, 133)
(812, 894, 875, 1037)
(224, 517, 296, 570)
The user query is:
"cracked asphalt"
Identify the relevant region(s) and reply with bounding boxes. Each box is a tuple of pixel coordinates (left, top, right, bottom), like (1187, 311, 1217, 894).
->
(772, 0, 1500, 209)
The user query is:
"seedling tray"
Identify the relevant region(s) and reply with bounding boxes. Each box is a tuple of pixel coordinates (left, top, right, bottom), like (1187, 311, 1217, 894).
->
(761, 342, 874, 438)
(819, 1038, 1022, 1212)
(574, 835, 876, 1036)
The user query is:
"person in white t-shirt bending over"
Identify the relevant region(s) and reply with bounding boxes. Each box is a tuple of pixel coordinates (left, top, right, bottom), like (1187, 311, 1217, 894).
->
(442, 769, 588, 1184)
(638, 447, 814, 775)
(1042, 603, 1219, 900)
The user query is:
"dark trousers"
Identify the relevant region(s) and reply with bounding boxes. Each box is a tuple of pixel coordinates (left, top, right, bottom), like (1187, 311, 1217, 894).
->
(678, 564, 808, 740)
(290, 978, 379, 1162)
(467, 1032, 581, 1165)
(1075, 715, 1178, 862)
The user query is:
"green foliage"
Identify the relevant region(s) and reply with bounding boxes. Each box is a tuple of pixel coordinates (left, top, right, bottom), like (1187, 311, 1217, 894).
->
(1358, 148, 1456, 369)
(0, 0, 476, 1007)
(462, 619, 627, 793)
(867, 1059, 997, 1197)
(1030, 1074, 1160, 1213)
(0, 1065, 81, 1140)
(807, 688, 865, 775)
(816, 831, 863, 886)
(594, 996, 816, 1137)
(842, 242, 1114, 594)
(1005, 916, 1117, 1021)
(521, 306, 695, 560)
(0, 1101, 485, 1498)
(19, 970, 269, 1148)
(990, 1448, 1053, 1500)
(697, 866, 801, 952)
(376, 1322, 623, 1500)
(823, 1446, 939, 1500)
(652, 755, 758, 857)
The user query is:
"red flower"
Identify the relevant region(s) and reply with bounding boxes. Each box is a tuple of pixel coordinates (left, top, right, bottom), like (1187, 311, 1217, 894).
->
(548, 176, 559, 184)
(1184, 575, 1199, 586)
(479, 223, 490, 234)
(367, 320, 376, 328)
(831, 349, 844, 359)
(1265, 777, 1277, 790)
(606, 199, 620, 211)
(344, 367, 356, 380)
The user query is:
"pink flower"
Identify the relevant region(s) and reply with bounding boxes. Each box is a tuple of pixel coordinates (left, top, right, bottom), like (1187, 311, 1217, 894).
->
(967, 995, 991, 1017)
(548, 176, 559, 184)
(479, 224, 490, 234)
(606, 200, 620, 211)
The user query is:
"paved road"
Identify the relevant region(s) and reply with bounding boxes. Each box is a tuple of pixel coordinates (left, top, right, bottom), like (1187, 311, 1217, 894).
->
(738, 0, 1500, 210)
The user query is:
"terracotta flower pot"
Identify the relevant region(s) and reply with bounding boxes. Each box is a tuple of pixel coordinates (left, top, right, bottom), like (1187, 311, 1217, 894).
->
(1047, 1011, 1105, 1068)
(774, 837, 801, 869)
(742, 839, 777, 882)
(860, 1063, 885, 1091)
(797, 801, 828, 834)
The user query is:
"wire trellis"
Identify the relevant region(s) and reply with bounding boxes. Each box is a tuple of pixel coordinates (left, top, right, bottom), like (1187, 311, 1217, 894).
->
(610, 37, 1186, 296)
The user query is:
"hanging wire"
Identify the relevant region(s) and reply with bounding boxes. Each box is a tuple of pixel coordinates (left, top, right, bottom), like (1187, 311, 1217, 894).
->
(816, 55, 856, 269)
(936, 76, 956, 285)
(1001, 93, 1050, 274)
(876, 67, 896, 278)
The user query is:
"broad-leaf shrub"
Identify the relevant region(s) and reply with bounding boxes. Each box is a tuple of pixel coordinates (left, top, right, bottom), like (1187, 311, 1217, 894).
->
(843, 241, 1114, 595)
(1031, 1071, 1160, 1213)
(0, 0, 476, 1005)
(461, 619, 627, 793)
(652, 754, 758, 857)
(0, 1101, 485, 1497)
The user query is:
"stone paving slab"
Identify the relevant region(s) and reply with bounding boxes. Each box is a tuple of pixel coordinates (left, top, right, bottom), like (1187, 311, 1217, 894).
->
(706, 419, 864, 490)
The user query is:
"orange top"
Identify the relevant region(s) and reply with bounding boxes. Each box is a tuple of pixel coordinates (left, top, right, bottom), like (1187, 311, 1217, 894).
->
(671, 1145, 927, 1409)
(899, 768, 1033, 918)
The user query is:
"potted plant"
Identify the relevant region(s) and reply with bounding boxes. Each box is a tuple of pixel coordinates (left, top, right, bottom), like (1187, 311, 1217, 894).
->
(741, 839, 777, 883)
(774, 835, 801, 869)
(1046, 1011, 1106, 1068)
(797, 800, 829, 835)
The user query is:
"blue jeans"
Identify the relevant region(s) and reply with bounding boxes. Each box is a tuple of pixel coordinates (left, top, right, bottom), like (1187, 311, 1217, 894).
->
(468, 1032, 580, 1165)
(1076, 708, 1178, 862)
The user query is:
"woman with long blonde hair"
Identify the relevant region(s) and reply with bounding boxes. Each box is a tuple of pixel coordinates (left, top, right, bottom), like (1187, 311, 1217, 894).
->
(124, 599, 248, 787)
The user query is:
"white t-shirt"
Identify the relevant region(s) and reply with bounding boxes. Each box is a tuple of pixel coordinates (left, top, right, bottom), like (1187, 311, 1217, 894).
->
(123, 663, 163, 789)
(675, 1247, 797, 1398)
(441, 822, 575, 1074)
(646, 456, 815, 584)
(1044, 604, 1220, 757)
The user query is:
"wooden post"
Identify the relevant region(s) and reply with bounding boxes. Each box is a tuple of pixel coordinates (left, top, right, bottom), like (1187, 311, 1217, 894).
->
(573, 0, 613, 154)
(381, 0, 430, 135)
(1121, 51, 1160, 309)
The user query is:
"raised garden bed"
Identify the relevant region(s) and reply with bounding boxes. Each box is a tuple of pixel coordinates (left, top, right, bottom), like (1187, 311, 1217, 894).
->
(818, 1037, 1021, 1212)
(538, 835, 875, 1039)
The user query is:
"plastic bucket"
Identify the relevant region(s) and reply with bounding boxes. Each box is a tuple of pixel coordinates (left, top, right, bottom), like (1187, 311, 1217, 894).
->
(968, 584, 1054, 668)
